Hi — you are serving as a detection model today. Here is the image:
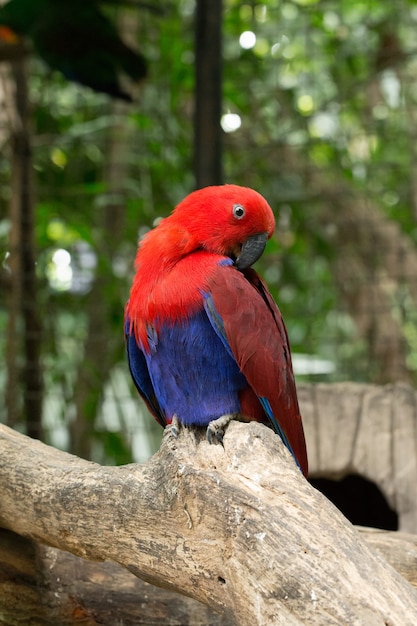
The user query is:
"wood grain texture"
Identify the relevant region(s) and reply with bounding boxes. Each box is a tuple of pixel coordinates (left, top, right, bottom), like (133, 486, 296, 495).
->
(0, 526, 416, 626)
(0, 529, 229, 626)
(358, 526, 417, 591)
(0, 418, 417, 624)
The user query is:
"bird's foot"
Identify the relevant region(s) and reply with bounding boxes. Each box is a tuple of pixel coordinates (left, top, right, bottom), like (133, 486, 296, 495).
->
(206, 413, 241, 446)
(168, 414, 180, 438)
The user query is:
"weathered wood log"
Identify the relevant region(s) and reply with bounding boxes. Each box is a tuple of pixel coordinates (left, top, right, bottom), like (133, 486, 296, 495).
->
(299, 382, 417, 532)
(0, 529, 230, 626)
(0, 420, 417, 624)
(357, 526, 417, 591)
(0, 527, 415, 626)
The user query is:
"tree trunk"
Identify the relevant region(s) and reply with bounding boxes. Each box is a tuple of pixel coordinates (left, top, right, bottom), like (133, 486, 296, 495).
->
(5, 55, 43, 439)
(194, 0, 223, 188)
(0, 419, 416, 624)
(317, 186, 414, 384)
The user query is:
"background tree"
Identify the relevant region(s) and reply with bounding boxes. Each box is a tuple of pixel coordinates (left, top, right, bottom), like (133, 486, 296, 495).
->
(194, 0, 223, 187)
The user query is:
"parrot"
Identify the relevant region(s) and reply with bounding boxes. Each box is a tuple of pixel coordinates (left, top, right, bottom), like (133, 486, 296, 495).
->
(125, 185, 308, 476)
(0, 0, 147, 101)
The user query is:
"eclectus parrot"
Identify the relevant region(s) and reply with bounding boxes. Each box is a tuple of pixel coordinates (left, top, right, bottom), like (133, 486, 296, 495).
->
(125, 185, 308, 476)
(0, 0, 147, 101)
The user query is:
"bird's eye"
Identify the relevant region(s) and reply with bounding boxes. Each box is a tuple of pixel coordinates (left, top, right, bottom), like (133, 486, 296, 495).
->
(233, 204, 245, 219)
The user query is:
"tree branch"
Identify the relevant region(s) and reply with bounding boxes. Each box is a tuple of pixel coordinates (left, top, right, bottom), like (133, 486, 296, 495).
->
(0, 420, 416, 624)
(0, 528, 230, 625)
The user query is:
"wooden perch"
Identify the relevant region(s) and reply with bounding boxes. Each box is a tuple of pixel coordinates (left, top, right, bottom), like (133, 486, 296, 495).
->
(0, 528, 230, 625)
(1, 527, 416, 626)
(0, 528, 417, 626)
(357, 526, 417, 590)
(0, 421, 417, 624)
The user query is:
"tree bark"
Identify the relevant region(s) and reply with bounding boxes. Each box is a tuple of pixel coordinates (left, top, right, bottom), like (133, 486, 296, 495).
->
(5, 56, 43, 439)
(0, 526, 415, 626)
(358, 526, 417, 590)
(0, 420, 416, 624)
(0, 529, 230, 626)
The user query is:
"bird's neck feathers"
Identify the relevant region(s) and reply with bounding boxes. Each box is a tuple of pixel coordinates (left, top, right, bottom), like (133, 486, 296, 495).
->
(132, 220, 197, 288)
(126, 219, 226, 349)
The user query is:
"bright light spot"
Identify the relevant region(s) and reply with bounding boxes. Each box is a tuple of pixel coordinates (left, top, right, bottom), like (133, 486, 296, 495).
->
(297, 94, 314, 115)
(47, 219, 67, 241)
(372, 104, 389, 120)
(271, 43, 281, 56)
(2, 251, 10, 272)
(286, 130, 308, 145)
(282, 4, 298, 19)
(70, 241, 97, 294)
(323, 11, 339, 30)
(309, 112, 338, 138)
(292, 354, 335, 376)
(56, 264, 72, 286)
(179, 0, 195, 17)
(221, 113, 242, 133)
(383, 191, 399, 206)
(50, 147, 67, 169)
(239, 31, 256, 49)
(380, 70, 401, 108)
(254, 5, 267, 22)
(279, 73, 298, 89)
(348, 135, 378, 161)
(293, 0, 320, 6)
(52, 248, 71, 267)
(271, 35, 290, 57)
(48, 248, 73, 291)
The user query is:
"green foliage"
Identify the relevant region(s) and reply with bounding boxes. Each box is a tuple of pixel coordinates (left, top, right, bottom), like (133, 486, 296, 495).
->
(2, 0, 417, 462)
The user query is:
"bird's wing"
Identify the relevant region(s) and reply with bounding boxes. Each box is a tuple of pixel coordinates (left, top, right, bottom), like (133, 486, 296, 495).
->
(125, 317, 166, 427)
(203, 264, 308, 476)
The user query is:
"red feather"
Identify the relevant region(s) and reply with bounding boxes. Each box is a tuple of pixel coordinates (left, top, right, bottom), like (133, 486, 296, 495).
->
(207, 264, 308, 476)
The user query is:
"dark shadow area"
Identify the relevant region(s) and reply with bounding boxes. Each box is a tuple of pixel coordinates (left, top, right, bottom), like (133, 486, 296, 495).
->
(310, 474, 399, 530)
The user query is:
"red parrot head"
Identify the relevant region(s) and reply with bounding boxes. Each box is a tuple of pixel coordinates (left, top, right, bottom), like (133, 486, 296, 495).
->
(169, 184, 276, 268)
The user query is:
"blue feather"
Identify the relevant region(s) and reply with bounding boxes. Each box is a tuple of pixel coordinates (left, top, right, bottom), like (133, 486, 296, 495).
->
(129, 310, 247, 427)
(125, 318, 165, 425)
(259, 396, 301, 470)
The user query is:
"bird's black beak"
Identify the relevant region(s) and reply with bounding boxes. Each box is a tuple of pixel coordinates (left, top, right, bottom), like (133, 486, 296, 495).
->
(235, 232, 268, 269)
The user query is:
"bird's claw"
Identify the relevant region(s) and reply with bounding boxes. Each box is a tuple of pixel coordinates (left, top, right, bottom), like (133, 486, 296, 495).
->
(206, 425, 225, 446)
(206, 413, 240, 446)
(168, 414, 180, 438)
